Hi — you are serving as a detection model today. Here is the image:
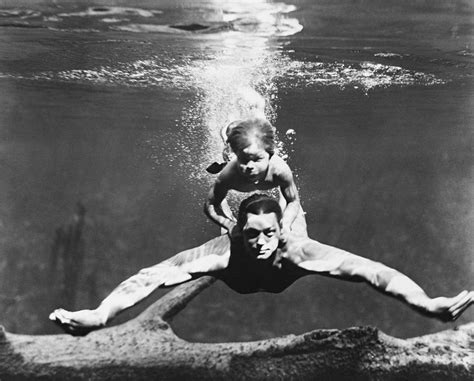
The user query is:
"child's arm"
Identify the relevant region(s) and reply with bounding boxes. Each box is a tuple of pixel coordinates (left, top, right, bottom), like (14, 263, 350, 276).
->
(204, 175, 236, 232)
(275, 158, 302, 233)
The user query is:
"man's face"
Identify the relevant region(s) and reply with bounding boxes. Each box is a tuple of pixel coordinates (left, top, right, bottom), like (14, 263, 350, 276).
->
(242, 212, 281, 260)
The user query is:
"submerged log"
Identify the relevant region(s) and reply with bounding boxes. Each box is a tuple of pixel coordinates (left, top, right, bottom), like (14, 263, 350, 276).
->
(0, 277, 472, 380)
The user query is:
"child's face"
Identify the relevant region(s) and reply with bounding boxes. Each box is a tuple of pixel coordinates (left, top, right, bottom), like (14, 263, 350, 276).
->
(236, 141, 270, 183)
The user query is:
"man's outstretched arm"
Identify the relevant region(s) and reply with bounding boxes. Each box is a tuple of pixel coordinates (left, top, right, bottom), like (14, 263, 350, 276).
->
(289, 239, 473, 322)
(49, 235, 230, 334)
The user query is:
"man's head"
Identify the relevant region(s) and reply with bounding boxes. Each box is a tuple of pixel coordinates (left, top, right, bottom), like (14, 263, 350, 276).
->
(237, 194, 283, 260)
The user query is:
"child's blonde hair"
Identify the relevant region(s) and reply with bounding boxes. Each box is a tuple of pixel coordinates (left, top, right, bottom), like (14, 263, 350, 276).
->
(227, 118, 276, 156)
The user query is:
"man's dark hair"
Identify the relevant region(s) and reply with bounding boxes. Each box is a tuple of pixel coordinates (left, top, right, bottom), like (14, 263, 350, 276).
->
(237, 194, 283, 229)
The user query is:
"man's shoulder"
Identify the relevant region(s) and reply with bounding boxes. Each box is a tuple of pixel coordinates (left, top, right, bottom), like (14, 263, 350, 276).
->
(282, 235, 337, 267)
(286, 234, 314, 249)
(281, 235, 313, 262)
(201, 234, 232, 259)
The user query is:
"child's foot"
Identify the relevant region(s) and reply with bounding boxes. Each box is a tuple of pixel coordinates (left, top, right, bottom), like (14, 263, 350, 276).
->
(206, 162, 227, 174)
(49, 308, 105, 336)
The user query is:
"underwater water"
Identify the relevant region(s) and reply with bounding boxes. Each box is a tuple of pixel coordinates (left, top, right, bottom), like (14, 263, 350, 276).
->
(0, 0, 473, 341)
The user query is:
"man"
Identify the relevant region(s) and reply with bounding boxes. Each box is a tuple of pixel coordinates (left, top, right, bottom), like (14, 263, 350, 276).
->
(50, 194, 473, 335)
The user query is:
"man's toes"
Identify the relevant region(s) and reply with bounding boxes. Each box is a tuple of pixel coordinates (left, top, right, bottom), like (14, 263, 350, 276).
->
(451, 301, 472, 320)
(50, 314, 73, 332)
(49, 310, 65, 323)
(468, 291, 474, 303)
(50, 313, 92, 336)
(449, 291, 471, 313)
(49, 309, 82, 330)
(53, 309, 73, 325)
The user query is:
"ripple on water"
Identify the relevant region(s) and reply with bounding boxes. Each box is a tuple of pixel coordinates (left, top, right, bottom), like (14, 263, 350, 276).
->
(457, 48, 474, 57)
(0, 2, 301, 35)
(27, 56, 445, 93)
(0, 6, 163, 33)
(0, 9, 41, 18)
(57, 6, 160, 18)
(283, 60, 445, 91)
(374, 52, 406, 59)
(0, 2, 302, 36)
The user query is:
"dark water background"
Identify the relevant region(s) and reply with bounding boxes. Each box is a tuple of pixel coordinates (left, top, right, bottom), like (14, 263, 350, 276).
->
(0, 0, 473, 342)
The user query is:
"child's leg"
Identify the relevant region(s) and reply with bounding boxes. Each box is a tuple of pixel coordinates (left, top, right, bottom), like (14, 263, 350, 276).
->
(220, 123, 230, 143)
(290, 205, 308, 237)
(221, 198, 235, 221)
(220, 121, 238, 163)
(277, 188, 307, 236)
(216, 198, 237, 235)
(206, 122, 236, 174)
(278, 187, 287, 211)
(222, 144, 235, 163)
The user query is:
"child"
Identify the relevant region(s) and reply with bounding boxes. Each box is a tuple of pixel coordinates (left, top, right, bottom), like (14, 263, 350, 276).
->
(204, 117, 307, 238)
(207, 86, 267, 173)
(206, 120, 241, 174)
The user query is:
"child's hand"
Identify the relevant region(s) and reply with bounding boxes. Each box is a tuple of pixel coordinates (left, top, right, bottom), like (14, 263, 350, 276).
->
(270, 226, 290, 269)
(272, 250, 284, 268)
(227, 222, 239, 239)
(280, 225, 290, 244)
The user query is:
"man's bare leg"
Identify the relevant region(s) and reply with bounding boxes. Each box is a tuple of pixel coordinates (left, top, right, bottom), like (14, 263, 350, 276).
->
(295, 240, 474, 322)
(50, 235, 230, 335)
(49, 261, 183, 335)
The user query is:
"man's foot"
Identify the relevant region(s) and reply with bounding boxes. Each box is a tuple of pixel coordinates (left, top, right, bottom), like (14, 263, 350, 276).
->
(426, 290, 474, 322)
(49, 308, 106, 336)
